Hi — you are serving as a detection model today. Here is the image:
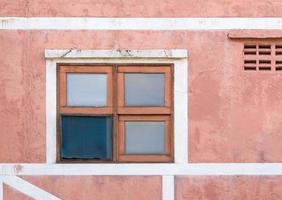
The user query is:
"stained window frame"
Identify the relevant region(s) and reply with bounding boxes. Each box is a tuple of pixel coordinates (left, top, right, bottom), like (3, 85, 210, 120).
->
(58, 65, 113, 114)
(117, 65, 172, 114)
(118, 115, 172, 163)
(57, 64, 174, 163)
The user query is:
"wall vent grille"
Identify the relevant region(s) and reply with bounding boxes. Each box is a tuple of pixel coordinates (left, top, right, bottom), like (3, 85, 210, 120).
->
(243, 43, 282, 71)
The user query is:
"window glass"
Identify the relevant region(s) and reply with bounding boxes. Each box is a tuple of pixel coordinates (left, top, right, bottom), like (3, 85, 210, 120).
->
(125, 121, 165, 154)
(67, 73, 107, 106)
(61, 116, 112, 160)
(124, 73, 165, 106)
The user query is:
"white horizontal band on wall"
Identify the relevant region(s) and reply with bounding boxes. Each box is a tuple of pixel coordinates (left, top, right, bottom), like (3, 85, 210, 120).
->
(1, 17, 282, 30)
(1, 163, 282, 176)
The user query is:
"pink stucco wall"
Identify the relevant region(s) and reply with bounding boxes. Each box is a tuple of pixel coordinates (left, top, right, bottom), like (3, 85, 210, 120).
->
(3, 184, 32, 200)
(175, 176, 282, 200)
(1, 2, 282, 198)
(1, 30, 282, 163)
(21, 176, 162, 200)
(1, 0, 282, 17)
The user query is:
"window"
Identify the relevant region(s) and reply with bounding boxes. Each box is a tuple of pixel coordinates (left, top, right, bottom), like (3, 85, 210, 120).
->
(58, 64, 173, 163)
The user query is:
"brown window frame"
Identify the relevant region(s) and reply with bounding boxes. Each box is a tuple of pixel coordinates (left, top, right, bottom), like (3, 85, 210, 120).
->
(117, 66, 172, 114)
(59, 65, 113, 114)
(57, 64, 173, 163)
(118, 115, 172, 162)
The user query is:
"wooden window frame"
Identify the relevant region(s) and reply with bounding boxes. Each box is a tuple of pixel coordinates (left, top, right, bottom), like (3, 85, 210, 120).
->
(57, 64, 173, 163)
(117, 65, 172, 114)
(58, 65, 113, 115)
(118, 115, 173, 163)
(58, 65, 114, 162)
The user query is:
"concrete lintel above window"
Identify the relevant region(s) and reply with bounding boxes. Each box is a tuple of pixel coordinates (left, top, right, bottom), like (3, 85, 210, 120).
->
(45, 49, 188, 59)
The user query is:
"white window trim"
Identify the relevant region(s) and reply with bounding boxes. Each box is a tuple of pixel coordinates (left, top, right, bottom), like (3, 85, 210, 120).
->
(45, 49, 188, 164)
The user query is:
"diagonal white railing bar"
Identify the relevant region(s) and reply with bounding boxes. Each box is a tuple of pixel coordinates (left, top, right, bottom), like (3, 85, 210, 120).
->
(2, 176, 61, 200)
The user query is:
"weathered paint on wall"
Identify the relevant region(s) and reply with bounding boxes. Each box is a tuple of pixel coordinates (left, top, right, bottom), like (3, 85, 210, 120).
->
(0, 31, 45, 163)
(3, 184, 32, 200)
(175, 176, 282, 200)
(1, 0, 282, 17)
(21, 176, 162, 200)
(1, 30, 282, 163)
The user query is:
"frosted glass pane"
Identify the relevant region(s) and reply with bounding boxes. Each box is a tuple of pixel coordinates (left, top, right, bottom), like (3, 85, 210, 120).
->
(125, 122, 165, 154)
(125, 74, 164, 106)
(67, 73, 107, 106)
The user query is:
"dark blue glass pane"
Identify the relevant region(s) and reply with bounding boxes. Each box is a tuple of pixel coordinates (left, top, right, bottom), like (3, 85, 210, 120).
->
(61, 116, 112, 160)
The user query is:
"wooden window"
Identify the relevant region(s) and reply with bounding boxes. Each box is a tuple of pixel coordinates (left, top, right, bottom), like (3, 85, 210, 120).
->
(58, 64, 173, 163)
(118, 115, 172, 162)
(117, 66, 172, 114)
(59, 66, 113, 114)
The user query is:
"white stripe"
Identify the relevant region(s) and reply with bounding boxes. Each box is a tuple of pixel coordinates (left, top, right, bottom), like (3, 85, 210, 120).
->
(162, 176, 174, 200)
(174, 59, 188, 164)
(0, 177, 3, 200)
(1, 17, 282, 30)
(2, 176, 60, 200)
(1, 163, 282, 176)
(46, 60, 57, 164)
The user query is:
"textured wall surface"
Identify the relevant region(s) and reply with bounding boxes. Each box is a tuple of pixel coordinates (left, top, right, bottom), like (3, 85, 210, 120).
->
(21, 176, 162, 200)
(1, 0, 282, 17)
(1, 2, 282, 198)
(175, 176, 282, 200)
(3, 184, 32, 200)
